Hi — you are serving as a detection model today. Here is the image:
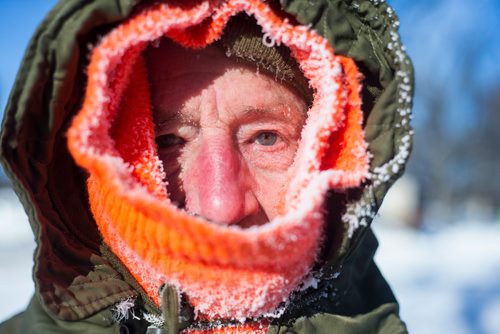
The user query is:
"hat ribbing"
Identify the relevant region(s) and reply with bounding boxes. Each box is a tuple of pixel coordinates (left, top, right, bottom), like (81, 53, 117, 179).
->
(217, 14, 313, 105)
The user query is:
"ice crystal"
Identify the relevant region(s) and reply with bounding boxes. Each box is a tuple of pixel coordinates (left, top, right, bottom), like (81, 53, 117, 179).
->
(111, 297, 139, 323)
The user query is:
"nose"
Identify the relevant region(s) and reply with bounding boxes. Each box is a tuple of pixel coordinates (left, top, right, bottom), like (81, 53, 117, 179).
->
(183, 134, 258, 225)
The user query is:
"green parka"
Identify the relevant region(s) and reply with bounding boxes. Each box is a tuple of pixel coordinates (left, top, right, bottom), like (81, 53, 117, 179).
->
(0, 0, 413, 333)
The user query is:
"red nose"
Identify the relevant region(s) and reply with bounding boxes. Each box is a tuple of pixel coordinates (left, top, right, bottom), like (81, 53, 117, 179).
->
(183, 134, 258, 225)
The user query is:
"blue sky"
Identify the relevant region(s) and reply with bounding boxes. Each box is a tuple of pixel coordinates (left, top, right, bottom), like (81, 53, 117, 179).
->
(0, 1, 58, 112)
(389, 0, 500, 136)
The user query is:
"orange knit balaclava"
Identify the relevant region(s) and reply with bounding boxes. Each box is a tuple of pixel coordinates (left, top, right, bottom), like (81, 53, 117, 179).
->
(67, 0, 369, 322)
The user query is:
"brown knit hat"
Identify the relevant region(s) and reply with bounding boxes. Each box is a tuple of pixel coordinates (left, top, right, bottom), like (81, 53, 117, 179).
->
(216, 14, 313, 105)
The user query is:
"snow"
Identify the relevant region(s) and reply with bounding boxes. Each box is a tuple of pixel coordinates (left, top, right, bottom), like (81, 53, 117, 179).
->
(374, 222, 500, 334)
(1, 185, 499, 334)
(0, 187, 35, 322)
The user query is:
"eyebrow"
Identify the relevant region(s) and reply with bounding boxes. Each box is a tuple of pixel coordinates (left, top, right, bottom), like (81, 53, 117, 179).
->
(154, 110, 197, 128)
(155, 112, 181, 127)
(242, 107, 269, 116)
(154, 104, 306, 129)
(240, 105, 307, 122)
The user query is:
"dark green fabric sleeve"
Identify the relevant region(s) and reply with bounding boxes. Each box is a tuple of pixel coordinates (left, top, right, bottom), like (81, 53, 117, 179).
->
(269, 303, 407, 334)
(0, 296, 118, 334)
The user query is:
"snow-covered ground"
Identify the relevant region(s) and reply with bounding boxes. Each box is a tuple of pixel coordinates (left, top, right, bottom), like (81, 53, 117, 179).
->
(1, 186, 499, 333)
(0, 187, 36, 322)
(373, 222, 500, 334)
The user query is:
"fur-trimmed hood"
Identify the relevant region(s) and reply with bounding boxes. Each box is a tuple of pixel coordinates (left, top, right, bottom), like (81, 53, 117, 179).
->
(0, 0, 413, 333)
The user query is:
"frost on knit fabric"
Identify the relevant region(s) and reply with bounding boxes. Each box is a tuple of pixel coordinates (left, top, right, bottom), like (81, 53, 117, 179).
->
(67, 0, 373, 323)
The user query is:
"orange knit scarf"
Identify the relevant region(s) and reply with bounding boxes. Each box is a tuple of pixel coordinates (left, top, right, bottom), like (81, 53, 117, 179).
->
(68, 0, 369, 324)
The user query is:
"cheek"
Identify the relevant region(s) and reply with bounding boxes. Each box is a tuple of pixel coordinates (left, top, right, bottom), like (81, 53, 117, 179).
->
(241, 143, 298, 172)
(240, 143, 299, 218)
(159, 151, 180, 174)
(157, 151, 183, 202)
(251, 170, 290, 219)
(158, 143, 197, 203)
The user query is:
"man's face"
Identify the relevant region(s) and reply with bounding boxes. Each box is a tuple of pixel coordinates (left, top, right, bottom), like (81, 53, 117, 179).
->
(147, 41, 307, 227)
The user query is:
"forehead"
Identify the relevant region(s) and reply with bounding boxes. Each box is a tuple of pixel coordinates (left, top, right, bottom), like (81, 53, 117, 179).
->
(145, 39, 307, 117)
(146, 39, 235, 82)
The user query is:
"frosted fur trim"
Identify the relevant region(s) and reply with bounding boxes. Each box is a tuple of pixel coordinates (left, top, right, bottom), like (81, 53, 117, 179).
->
(68, 0, 370, 320)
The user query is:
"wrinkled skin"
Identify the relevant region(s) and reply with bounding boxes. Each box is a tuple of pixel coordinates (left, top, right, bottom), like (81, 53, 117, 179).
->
(147, 40, 307, 227)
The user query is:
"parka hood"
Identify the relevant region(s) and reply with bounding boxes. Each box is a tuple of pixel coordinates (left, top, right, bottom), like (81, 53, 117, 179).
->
(0, 0, 413, 330)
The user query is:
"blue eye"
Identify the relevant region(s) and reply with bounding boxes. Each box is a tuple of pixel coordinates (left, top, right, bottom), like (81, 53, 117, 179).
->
(156, 134, 185, 148)
(255, 132, 278, 146)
